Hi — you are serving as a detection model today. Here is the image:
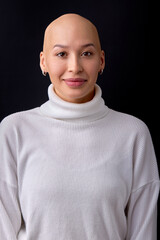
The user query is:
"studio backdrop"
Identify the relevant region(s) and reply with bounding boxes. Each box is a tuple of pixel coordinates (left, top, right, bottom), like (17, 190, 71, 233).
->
(0, 0, 159, 235)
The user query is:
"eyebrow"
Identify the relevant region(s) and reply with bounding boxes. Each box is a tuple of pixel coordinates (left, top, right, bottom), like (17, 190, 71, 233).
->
(53, 43, 95, 49)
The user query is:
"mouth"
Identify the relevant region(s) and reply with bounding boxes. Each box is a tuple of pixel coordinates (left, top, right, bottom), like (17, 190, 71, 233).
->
(63, 78, 87, 87)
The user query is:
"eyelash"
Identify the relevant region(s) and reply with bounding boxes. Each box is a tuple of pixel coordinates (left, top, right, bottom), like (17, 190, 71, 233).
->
(56, 52, 67, 57)
(81, 52, 92, 57)
(56, 51, 93, 58)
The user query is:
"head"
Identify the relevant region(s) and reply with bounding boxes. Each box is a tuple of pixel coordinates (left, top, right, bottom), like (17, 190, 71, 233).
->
(40, 13, 105, 103)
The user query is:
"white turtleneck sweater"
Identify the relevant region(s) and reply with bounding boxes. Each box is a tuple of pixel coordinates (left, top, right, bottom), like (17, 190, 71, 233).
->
(0, 84, 159, 240)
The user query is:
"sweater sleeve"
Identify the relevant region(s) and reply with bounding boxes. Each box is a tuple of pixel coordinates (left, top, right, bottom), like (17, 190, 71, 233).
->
(0, 117, 22, 239)
(125, 123, 160, 240)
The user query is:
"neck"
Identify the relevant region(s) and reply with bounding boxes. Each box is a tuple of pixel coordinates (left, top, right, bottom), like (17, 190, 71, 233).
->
(40, 83, 109, 123)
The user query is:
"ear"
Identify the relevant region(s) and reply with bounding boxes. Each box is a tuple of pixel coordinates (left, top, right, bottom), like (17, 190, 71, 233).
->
(40, 51, 47, 72)
(100, 50, 105, 70)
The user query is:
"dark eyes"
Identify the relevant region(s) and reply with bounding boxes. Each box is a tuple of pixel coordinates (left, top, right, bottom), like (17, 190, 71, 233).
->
(57, 52, 67, 57)
(56, 51, 93, 58)
(81, 52, 92, 57)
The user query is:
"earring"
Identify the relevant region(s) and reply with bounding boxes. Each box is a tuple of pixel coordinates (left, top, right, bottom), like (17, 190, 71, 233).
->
(99, 69, 103, 75)
(42, 70, 47, 76)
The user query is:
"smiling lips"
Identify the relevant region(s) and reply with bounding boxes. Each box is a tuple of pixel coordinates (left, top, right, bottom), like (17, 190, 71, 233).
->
(64, 78, 87, 87)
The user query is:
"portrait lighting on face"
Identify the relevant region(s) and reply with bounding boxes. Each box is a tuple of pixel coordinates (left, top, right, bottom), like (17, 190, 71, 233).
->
(40, 13, 105, 103)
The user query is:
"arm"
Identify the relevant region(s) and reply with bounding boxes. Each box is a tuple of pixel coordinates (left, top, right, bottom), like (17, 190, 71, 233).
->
(0, 117, 22, 239)
(126, 181, 159, 239)
(126, 123, 160, 240)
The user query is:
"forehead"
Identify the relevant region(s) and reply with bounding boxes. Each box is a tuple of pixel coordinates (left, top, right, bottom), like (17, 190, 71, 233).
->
(44, 16, 101, 51)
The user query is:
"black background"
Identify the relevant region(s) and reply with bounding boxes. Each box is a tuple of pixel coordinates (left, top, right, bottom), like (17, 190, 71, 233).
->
(0, 0, 159, 235)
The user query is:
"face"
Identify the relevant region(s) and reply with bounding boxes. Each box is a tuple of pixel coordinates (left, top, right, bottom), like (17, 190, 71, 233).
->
(40, 15, 105, 103)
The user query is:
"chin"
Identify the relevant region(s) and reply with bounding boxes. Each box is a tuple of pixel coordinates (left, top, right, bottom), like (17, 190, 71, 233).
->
(64, 90, 94, 103)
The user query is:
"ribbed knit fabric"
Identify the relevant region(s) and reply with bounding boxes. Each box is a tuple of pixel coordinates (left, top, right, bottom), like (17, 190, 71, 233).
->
(0, 83, 159, 240)
(40, 83, 108, 122)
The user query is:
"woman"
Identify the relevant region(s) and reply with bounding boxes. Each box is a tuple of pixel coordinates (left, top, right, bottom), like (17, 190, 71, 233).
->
(0, 13, 159, 239)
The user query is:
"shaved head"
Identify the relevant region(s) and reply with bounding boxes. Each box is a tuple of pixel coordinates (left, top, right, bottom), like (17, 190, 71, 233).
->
(40, 13, 105, 103)
(43, 13, 101, 53)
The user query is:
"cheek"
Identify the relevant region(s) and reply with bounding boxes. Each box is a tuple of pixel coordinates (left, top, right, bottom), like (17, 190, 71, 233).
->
(46, 59, 65, 76)
(86, 60, 100, 75)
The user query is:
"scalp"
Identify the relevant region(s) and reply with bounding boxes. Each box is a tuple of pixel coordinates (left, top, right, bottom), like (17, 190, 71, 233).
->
(43, 13, 101, 53)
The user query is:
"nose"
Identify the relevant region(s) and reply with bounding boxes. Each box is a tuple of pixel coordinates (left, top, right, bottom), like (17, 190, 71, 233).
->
(67, 54, 83, 74)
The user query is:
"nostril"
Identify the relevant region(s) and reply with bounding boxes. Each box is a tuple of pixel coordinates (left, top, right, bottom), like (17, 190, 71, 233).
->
(68, 63, 83, 73)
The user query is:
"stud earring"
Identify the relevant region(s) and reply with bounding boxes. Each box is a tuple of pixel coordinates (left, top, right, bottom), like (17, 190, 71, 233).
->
(99, 69, 103, 75)
(42, 70, 47, 76)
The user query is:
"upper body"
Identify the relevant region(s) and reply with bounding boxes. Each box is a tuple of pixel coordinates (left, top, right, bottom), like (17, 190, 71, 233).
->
(0, 83, 159, 239)
(0, 13, 159, 240)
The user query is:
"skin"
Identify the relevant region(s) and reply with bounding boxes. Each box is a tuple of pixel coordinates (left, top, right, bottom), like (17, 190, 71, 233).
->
(40, 13, 105, 103)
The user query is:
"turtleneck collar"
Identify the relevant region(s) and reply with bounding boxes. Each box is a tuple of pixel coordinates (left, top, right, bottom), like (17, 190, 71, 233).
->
(40, 83, 109, 123)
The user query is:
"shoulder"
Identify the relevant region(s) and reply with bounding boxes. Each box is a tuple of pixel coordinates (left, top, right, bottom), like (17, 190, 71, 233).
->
(0, 107, 40, 133)
(108, 108, 150, 137)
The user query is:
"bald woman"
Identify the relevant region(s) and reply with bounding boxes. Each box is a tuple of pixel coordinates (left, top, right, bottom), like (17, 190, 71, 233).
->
(0, 13, 159, 239)
(40, 13, 105, 103)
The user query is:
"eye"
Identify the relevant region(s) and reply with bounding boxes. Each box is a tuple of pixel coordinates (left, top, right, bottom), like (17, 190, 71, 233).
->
(56, 52, 67, 57)
(81, 51, 92, 57)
